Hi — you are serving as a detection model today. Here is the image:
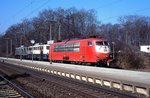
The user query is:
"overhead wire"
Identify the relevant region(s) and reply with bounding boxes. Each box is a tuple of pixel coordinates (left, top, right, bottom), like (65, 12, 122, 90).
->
(1, 0, 50, 33)
(2, 0, 150, 33)
(95, 0, 150, 23)
(100, 6, 150, 22)
(95, 0, 123, 10)
(92, 0, 124, 23)
(12, 1, 35, 19)
(8, 0, 48, 21)
(1, 1, 35, 33)
(24, 0, 50, 18)
(0, 0, 122, 32)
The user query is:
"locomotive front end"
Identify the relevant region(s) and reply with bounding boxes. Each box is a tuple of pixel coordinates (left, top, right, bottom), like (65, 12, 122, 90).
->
(95, 40, 112, 66)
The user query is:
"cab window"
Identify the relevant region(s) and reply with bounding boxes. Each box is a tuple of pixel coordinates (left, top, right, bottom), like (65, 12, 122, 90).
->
(96, 41, 109, 46)
(46, 46, 50, 49)
(104, 41, 109, 45)
(88, 41, 92, 46)
(96, 41, 103, 45)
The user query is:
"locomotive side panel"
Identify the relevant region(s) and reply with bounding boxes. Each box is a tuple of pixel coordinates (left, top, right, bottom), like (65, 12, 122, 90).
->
(51, 42, 65, 61)
(84, 40, 97, 63)
(50, 39, 98, 63)
(64, 41, 81, 62)
(51, 41, 82, 62)
(48, 38, 112, 66)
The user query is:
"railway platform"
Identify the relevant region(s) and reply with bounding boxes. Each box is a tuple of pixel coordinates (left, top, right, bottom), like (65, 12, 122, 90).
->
(0, 57, 150, 97)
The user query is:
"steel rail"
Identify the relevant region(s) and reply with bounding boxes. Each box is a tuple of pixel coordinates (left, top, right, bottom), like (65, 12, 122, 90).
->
(0, 75, 34, 98)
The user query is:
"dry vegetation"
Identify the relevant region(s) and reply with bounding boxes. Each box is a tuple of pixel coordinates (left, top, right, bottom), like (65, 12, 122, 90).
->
(114, 47, 150, 70)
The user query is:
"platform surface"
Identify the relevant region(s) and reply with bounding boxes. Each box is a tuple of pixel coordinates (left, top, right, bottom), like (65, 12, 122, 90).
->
(0, 57, 150, 86)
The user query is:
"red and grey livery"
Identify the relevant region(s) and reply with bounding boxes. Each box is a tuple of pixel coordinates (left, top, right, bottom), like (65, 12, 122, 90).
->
(48, 38, 112, 66)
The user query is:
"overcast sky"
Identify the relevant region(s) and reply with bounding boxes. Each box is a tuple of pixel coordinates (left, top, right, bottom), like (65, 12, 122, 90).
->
(0, 0, 150, 34)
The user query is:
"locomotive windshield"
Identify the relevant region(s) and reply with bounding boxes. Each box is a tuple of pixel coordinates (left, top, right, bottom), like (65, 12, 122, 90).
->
(96, 41, 109, 46)
(104, 41, 109, 45)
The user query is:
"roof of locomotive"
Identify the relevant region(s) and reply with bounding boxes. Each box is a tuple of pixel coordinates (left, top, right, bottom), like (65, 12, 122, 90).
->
(53, 38, 108, 45)
(28, 43, 49, 48)
(15, 44, 50, 49)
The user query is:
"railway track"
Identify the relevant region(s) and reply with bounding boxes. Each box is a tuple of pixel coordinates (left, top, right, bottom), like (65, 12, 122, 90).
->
(0, 74, 34, 98)
(0, 62, 143, 98)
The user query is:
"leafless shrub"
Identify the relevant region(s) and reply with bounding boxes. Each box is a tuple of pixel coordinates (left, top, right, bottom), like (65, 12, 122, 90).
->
(115, 47, 145, 69)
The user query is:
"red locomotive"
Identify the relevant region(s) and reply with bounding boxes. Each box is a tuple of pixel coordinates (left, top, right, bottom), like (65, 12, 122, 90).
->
(48, 38, 112, 66)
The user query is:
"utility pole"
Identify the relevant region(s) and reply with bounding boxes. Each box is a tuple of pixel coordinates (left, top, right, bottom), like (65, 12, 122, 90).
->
(20, 35, 22, 47)
(20, 35, 22, 61)
(47, 20, 57, 64)
(6, 40, 8, 59)
(10, 39, 12, 55)
(58, 23, 61, 41)
(49, 23, 52, 64)
(30, 40, 35, 62)
(126, 31, 128, 45)
(5, 38, 9, 59)
(112, 42, 115, 60)
(50, 23, 52, 43)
